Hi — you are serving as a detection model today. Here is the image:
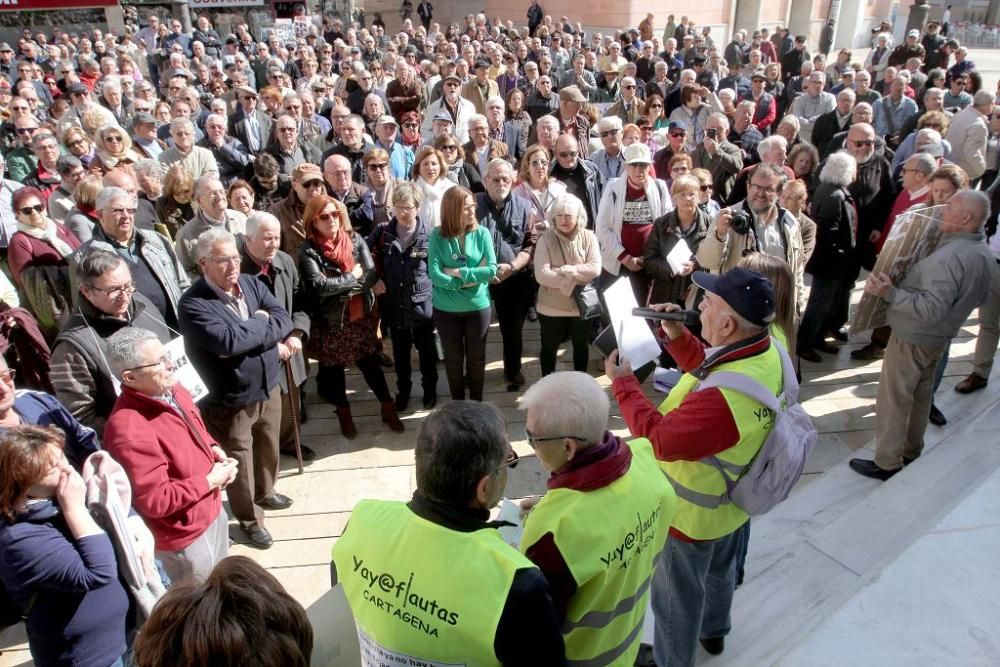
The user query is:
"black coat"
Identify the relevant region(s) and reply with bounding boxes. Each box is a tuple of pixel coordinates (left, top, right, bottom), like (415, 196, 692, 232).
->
(811, 110, 851, 160)
(228, 109, 272, 154)
(297, 233, 377, 330)
(644, 208, 711, 305)
(368, 218, 433, 329)
(807, 182, 861, 279)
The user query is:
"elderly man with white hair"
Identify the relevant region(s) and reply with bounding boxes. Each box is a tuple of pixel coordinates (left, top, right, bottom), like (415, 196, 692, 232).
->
(789, 71, 836, 143)
(590, 116, 625, 182)
(517, 371, 676, 667)
(852, 189, 995, 480)
(947, 89, 995, 185)
(197, 113, 252, 187)
(239, 211, 314, 461)
(178, 227, 294, 549)
(174, 174, 248, 279)
(159, 117, 220, 182)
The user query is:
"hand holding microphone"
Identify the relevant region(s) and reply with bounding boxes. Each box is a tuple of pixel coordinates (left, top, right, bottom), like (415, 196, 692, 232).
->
(632, 304, 698, 340)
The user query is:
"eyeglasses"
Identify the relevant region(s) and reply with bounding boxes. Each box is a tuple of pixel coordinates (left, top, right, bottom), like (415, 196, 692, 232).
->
(600, 129, 620, 137)
(525, 427, 587, 448)
(648, 103, 663, 109)
(558, 151, 578, 159)
(15, 127, 37, 135)
(104, 135, 123, 143)
(317, 212, 339, 221)
(302, 179, 324, 188)
(700, 184, 712, 191)
(278, 126, 297, 133)
(669, 131, 686, 138)
(107, 206, 136, 216)
(89, 282, 136, 299)
(749, 182, 779, 194)
(17, 204, 43, 215)
(499, 449, 520, 469)
(850, 139, 875, 148)
(367, 162, 389, 170)
(0, 369, 15, 383)
(208, 255, 241, 265)
(623, 85, 636, 89)
(528, 158, 549, 167)
(125, 354, 170, 373)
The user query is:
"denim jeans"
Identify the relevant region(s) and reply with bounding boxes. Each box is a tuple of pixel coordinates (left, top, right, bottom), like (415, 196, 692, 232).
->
(652, 522, 750, 667)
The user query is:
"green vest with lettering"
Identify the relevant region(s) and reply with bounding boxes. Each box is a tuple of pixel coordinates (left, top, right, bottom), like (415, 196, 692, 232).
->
(332, 499, 534, 667)
(657, 342, 781, 540)
(519, 439, 676, 667)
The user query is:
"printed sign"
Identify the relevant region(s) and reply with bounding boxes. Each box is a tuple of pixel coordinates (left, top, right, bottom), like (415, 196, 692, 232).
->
(358, 628, 464, 667)
(164, 337, 209, 403)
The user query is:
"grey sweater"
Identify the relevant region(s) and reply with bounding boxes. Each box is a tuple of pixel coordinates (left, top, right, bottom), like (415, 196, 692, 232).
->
(887, 231, 995, 349)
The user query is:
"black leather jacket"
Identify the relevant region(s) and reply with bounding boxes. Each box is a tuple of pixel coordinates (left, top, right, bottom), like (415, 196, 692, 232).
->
(297, 233, 377, 330)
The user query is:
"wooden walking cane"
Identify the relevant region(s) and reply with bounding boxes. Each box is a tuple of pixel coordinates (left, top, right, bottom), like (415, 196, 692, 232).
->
(284, 360, 305, 474)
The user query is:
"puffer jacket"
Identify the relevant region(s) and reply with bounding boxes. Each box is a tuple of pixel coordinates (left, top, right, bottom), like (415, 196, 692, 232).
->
(368, 217, 433, 329)
(298, 232, 378, 330)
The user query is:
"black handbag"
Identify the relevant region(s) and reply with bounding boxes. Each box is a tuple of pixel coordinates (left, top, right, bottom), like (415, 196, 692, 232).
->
(557, 242, 602, 319)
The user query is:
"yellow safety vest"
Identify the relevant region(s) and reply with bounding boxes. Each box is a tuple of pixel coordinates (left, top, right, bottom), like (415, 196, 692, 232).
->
(657, 342, 782, 540)
(332, 500, 534, 667)
(520, 439, 676, 667)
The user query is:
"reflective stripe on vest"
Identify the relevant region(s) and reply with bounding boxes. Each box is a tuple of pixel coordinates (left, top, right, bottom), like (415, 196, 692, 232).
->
(332, 500, 534, 667)
(520, 438, 676, 667)
(656, 343, 782, 540)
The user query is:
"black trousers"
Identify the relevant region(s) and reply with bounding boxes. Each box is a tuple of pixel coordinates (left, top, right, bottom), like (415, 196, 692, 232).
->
(390, 321, 438, 399)
(490, 272, 534, 379)
(538, 313, 591, 376)
(434, 307, 491, 401)
(316, 353, 392, 407)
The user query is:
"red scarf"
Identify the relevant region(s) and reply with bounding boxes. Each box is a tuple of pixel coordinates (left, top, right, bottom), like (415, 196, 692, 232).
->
(317, 231, 364, 322)
(77, 202, 100, 222)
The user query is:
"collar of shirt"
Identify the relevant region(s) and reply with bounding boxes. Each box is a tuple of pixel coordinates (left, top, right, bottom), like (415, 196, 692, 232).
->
(206, 275, 244, 303)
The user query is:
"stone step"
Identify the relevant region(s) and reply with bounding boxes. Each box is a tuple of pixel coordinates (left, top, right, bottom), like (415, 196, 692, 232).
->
(718, 366, 1000, 665)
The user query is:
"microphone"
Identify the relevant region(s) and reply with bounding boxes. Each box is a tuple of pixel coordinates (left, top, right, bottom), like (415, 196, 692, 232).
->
(631, 307, 701, 327)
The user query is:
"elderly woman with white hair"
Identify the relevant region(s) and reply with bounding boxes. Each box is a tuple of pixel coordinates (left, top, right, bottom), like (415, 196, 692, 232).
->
(797, 151, 860, 362)
(533, 194, 601, 376)
(158, 117, 220, 182)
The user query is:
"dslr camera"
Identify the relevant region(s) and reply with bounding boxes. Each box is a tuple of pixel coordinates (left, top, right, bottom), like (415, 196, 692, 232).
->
(729, 209, 752, 236)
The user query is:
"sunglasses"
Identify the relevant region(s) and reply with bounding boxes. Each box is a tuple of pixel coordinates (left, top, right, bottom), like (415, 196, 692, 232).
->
(317, 212, 340, 221)
(366, 162, 389, 170)
(15, 127, 37, 134)
(669, 131, 686, 138)
(700, 184, 712, 192)
(851, 139, 874, 147)
(558, 151, 578, 159)
(18, 204, 44, 215)
(302, 179, 324, 188)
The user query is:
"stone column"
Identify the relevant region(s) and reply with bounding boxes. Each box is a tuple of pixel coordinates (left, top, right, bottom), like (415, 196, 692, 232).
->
(173, 0, 193, 33)
(906, 0, 931, 35)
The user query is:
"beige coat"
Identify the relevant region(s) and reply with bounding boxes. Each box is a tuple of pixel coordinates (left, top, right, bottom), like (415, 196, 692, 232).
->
(534, 222, 601, 318)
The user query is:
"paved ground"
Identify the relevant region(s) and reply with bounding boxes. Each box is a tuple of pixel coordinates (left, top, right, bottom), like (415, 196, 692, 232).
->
(3, 47, 1000, 667)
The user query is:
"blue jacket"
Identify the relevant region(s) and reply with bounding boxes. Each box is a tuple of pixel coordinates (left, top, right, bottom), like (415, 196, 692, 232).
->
(178, 275, 293, 408)
(375, 139, 415, 181)
(5, 391, 100, 469)
(0, 502, 131, 667)
(368, 217, 433, 329)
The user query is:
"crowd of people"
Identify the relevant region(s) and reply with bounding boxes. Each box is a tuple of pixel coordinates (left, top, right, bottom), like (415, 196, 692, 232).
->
(0, 5, 996, 666)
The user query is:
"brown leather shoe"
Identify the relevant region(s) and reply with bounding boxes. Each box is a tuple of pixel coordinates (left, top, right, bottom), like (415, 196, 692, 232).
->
(380, 401, 405, 432)
(955, 372, 988, 394)
(336, 405, 357, 439)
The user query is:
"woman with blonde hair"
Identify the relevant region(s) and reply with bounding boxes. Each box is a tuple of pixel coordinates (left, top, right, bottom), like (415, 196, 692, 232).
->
(297, 194, 402, 437)
(410, 145, 454, 228)
(513, 143, 566, 228)
(62, 174, 104, 243)
(155, 163, 196, 238)
(91, 124, 141, 173)
(533, 194, 600, 375)
(60, 126, 96, 171)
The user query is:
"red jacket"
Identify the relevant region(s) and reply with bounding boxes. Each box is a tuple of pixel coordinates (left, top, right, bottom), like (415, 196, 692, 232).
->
(103, 384, 222, 552)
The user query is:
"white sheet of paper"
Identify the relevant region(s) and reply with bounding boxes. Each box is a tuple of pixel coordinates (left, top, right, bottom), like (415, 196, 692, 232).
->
(666, 238, 692, 275)
(164, 337, 210, 403)
(604, 276, 662, 370)
(497, 498, 525, 549)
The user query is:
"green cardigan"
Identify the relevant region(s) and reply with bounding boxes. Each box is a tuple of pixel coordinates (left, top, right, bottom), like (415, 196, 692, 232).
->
(428, 225, 497, 313)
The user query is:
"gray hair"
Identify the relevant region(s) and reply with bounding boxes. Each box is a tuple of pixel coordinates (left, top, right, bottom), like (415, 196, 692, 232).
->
(56, 154, 82, 177)
(106, 327, 161, 379)
(195, 227, 237, 261)
(485, 158, 513, 179)
(133, 159, 163, 180)
(536, 115, 559, 131)
(392, 181, 423, 208)
(467, 113, 488, 129)
(169, 117, 194, 135)
(246, 211, 281, 238)
(205, 113, 226, 127)
(547, 193, 588, 228)
(96, 186, 135, 211)
(414, 401, 508, 504)
(76, 246, 126, 287)
(519, 371, 609, 446)
(905, 151, 937, 176)
(718, 88, 737, 104)
(708, 112, 730, 131)
(485, 95, 505, 110)
(30, 131, 57, 150)
(974, 89, 994, 108)
(953, 189, 990, 230)
(757, 134, 787, 157)
(820, 151, 857, 187)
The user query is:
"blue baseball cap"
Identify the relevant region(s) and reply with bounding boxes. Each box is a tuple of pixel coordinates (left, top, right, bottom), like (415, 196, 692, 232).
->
(692, 267, 775, 327)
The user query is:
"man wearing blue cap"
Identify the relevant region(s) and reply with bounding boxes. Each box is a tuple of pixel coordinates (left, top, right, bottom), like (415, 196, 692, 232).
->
(606, 266, 781, 666)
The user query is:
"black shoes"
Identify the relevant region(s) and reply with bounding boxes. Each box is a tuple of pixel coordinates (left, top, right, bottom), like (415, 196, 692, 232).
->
(507, 371, 525, 392)
(258, 492, 294, 510)
(815, 340, 839, 354)
(829, 329, 849, 342)
(422, 394, 437, 410)
(797, 347, 822, 363)
(849, 458, 900, 481)
(851, 343, 884, 361)
(241, 525, 273, 549)
(280, 444, 316, 461)
(700, 637, 725, 655)
(928, 404, 947, 426)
